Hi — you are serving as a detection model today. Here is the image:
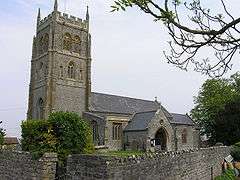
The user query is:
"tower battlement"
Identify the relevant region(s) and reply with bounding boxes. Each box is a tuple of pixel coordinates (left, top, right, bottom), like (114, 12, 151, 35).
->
(38, 11, 88, 30)
(57, 11, 88, 29)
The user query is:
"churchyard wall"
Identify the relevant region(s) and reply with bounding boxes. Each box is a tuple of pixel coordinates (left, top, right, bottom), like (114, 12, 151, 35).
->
(64, 146, 230, 180)
(0, 150, 57, 180)
(0, 146, 230, 180)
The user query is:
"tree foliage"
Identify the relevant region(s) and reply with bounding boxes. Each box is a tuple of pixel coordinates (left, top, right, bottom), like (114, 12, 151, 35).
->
(231, 142, 240, 161)
(191, 72, 240, 144)
(0, 121, 5, 146)
(21, 112, 94, 160)
(216, 97, 240, 145)
(112, 0, 240, 77)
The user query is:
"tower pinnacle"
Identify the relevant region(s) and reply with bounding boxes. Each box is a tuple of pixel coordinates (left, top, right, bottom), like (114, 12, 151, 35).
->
(86, 6, 89, 21)
(54, 0, 58, 12)
(37, 8, 41, 25)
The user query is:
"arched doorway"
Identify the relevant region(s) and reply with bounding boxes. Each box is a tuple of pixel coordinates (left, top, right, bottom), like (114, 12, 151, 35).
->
(155, 128, 168, 151)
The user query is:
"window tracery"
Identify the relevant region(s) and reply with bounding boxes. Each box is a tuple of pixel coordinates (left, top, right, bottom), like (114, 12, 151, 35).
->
(67, 61, 75, 79)
(112, 123, 122, 140)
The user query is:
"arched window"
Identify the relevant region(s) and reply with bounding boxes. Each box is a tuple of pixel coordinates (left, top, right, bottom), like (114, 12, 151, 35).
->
(79, 62, 83, 80)
(67, 61, 75, 79)
(112, 123, 122, 140)
(73, 35, 81, 54)
(39, 37, 44, 54)
(92, 121, 98, 145)
(63, 33, 72, 51)
(182, 129, 187, 144)
(59, 65, 64, 78)
(43, 34, 49, 52)
(37, 98, 44, 119)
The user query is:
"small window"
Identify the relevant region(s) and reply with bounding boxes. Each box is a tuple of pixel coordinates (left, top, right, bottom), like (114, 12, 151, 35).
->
(63, 33, 72, 51)
(39, 62, 43, 70)
(37, 98, 44, 119)
(112, 123, 122, 140)
(79, 62, 83, 80)
(182, 129, 187, 144)
(59, 66, 63, 78)
(67, 62, 75, 79)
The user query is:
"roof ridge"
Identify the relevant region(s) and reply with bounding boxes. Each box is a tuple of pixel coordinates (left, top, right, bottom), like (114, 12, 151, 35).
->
(171, 113, 187, 116)
(84, 112, 104, 119)
(134, 110, 157, 114)
(92, 92, 156, 103)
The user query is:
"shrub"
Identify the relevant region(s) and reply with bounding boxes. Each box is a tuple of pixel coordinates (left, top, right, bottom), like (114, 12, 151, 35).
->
(231, 142, 240, 161)
(48, 112, 94, 159)
(0, 121, 5, 146)
(21, 119, 57, 158)
(21, 112, 94, 160)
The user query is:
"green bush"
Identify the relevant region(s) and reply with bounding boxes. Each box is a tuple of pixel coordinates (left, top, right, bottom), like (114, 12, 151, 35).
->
(231, 142, 240, 161)
(21, 119, 57, 158)
(214, 169, 235, 180)
(0, 121, 5, 146)
(48, 112, 94, 159)
(21, 112, 94, 160)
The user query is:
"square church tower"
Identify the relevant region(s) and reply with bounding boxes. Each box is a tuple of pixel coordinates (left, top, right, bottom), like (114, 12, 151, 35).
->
(27, 0, 91, 119)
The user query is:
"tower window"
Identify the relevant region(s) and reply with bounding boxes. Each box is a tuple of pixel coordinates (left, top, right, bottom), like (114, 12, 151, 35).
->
(59, 66, 64, 78)
(63, 33, 72, 51)
(112, 123, 122, 140)
(73, 35, 81, 54)
(39, 37, 44, 54)
(43, 34, 49, 52)
(79, 62, 83, 80)
(37, 98, 44, 119)
(182, 128, 187, 144)
(67, 62, 75, 79)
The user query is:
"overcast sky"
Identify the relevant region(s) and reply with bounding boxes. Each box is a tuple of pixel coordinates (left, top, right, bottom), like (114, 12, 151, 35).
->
(0, 0, 239, 137)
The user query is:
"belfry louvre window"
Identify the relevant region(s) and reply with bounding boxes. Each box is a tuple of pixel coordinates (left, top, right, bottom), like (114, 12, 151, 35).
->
(73, 35, 81, 54)
(112, 123, 122, 140)
(63, 33, 72, 51)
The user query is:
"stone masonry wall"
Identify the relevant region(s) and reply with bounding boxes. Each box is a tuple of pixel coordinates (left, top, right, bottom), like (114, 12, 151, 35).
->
(64, 146, 230, 180)
(0, 150, 58, 180)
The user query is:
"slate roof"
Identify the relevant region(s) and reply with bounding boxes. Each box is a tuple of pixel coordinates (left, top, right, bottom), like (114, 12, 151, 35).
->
(170, 113, 195, 125)
(90, 92, 159, 114)
(89, 92, 195, 130)
(124, 111, 156, 131)
(124, 112, 195, 131)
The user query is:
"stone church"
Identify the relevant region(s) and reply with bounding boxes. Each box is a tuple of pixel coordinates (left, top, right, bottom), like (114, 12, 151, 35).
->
(27, 0, 200, 152)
